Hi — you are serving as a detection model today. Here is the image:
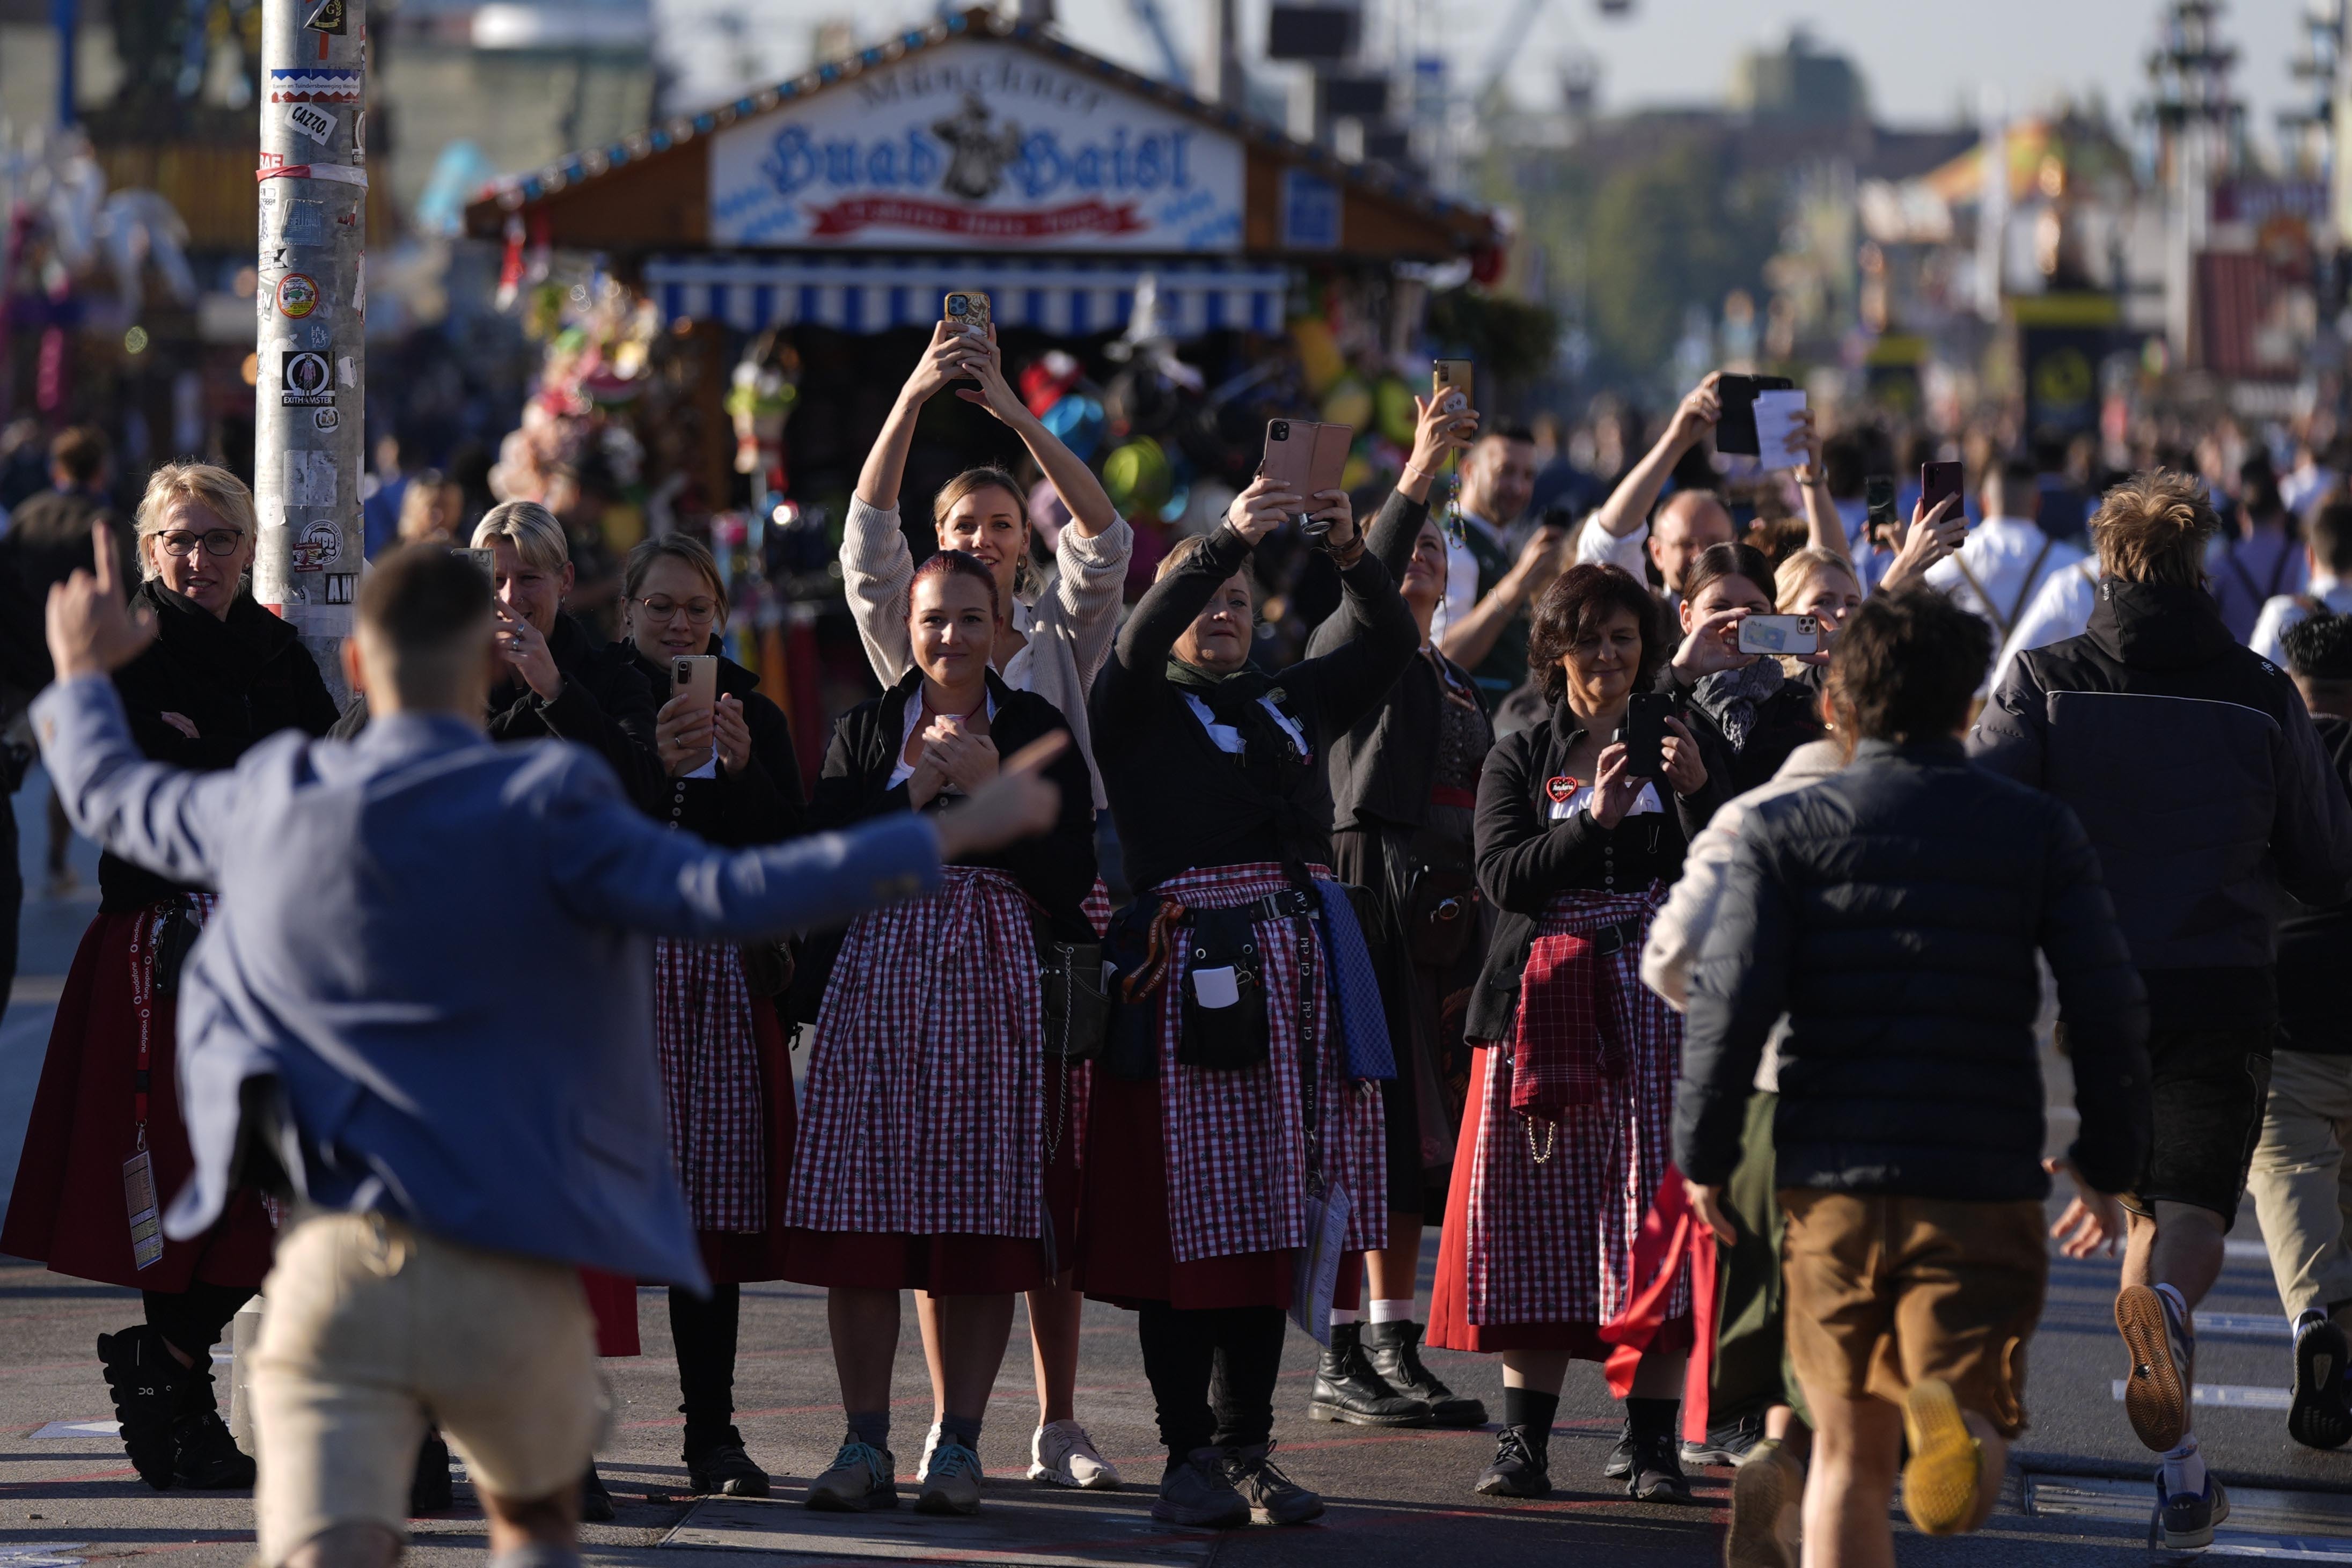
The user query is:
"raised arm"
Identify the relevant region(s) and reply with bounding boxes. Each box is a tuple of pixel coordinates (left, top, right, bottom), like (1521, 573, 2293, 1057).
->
(1436, 526, 1566, 671)
(1288, 545, 1419, 737)
(1790, 409, 1852, 567)
(952, 325, 1120, 540)
(1305, 393, 1469, 660)
(1582, 373, 1721, 545)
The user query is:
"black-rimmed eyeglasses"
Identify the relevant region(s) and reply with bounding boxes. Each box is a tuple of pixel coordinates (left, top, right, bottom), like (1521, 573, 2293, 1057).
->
(155, 529, 246, 558)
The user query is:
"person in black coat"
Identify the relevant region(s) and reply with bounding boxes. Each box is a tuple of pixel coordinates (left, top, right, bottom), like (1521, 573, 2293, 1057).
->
(1679, 585, 2148, 1555)
(780, 549, 1095, 1518)
(1659, 541, 1827, 796)
(613, 534, 804, 1499)
(2, 466, 336, 1496)
(1301, 391, 1489, 1430)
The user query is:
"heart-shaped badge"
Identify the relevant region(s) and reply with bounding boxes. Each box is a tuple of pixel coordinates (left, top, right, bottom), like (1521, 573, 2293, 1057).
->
(1545, 775, 1579, 803)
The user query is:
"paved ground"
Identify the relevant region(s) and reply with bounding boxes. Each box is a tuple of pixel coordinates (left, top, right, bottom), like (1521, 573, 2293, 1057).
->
(6, 771, 2352, 1565)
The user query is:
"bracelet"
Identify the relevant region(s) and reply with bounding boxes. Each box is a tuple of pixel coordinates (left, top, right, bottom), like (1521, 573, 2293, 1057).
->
(1403, 463, 1435, 487)
(1325, 536, 1366, 569)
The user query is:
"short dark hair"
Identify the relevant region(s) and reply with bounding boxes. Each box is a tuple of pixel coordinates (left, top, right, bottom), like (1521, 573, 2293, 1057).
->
(2310, 499, 2352, 579)
(1681, 541, 1776, 607)
(1826, 587, 1991, 747)
(50, 426, 106, 485)
(2285, 612, 2352, 682)
(357, 545, 494, 703)
(1482, 423, 1537, 448)
(1526, 563, 1661, 706)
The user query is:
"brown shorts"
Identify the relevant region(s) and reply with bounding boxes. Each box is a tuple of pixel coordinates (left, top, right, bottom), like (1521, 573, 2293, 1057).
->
(1778, 1189, 2047, 1438)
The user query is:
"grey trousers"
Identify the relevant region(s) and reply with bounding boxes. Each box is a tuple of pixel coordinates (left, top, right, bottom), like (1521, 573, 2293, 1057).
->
(2246, 1049, 2352, 1320)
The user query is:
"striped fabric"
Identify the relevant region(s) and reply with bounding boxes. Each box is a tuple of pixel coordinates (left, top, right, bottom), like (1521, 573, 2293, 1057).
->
(651, 937, 767, 1232)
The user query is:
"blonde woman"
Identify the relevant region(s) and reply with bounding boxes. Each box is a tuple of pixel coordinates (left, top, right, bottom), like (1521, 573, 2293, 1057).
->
(2, 464, 337, 1492)
(839, 321, 1131, 1487)
(394, 469, 463, 546)
(1772, 546, 1863, 691)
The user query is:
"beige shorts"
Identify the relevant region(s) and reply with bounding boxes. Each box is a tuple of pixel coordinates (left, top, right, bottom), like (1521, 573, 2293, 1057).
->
(251, 1210, 604, 1565)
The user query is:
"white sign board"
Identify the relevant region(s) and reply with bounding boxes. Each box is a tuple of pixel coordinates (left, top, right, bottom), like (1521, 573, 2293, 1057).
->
(708, 40, 1244, 252)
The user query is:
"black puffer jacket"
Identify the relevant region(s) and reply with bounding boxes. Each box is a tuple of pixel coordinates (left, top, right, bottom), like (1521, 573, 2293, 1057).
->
(1677, 738, 2151, 1201)
(1970, 579, 2352, 1028)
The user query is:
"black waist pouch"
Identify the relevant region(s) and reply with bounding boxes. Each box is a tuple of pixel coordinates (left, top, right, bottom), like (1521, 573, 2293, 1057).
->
(1038, 936, 1110, 1061)
(1177, 905, 1272, 1071)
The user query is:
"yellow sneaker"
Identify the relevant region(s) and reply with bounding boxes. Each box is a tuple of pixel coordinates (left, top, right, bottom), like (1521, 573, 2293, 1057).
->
(1900, 1379, 1983, 1536)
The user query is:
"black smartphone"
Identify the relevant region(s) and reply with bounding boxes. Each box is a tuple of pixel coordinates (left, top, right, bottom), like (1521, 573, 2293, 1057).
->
(1921, 460, 1965, 521)
(1618, 691, 1673, 779)
(1713, 373, 1793, 457)
(1865, 474, 1898, 546)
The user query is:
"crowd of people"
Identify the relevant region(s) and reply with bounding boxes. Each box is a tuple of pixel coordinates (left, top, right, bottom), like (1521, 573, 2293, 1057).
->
(4, 326, 2352, 1568)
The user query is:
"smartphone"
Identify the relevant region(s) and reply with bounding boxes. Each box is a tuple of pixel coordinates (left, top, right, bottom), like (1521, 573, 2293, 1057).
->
(670, 653, 719, 713)
(1864, 474, 1898, 547)
(1735, 613, 1822, 656)
(1921, 460, 1965, 520)
(1261, 420, 1354, 537)
(1618, 690, 1673, 779)
(1714, 372, 1794, 457)
(943, 291, 992, 334)
(458, 546, 497, 584)
(1432, 360, 1474, 420)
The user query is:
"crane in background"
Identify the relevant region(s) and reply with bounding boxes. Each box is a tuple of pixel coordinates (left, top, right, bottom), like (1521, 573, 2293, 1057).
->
(1476, 0, 1630, 104)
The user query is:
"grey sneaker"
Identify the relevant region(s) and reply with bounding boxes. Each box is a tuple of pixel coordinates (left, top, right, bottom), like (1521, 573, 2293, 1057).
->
(1150, 1447, 1250, 1528)
(915, 1440, 983, 1516)
(1220, 1442, 1324, 1526)
(1028, 1420, 1121, 1489)
(805, 1439, 897, 1512)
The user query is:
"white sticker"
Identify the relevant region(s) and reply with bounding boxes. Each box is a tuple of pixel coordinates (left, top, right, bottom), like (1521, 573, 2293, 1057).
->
(287, 103, 338, 145)
(353, 254, 365, 312)
(336, 356, 355, 386)
(312, 407, 340, 433)
(285, 450, 336, 507)
(1191, 966, 1240, 1009)
(353, 110, 366, 157)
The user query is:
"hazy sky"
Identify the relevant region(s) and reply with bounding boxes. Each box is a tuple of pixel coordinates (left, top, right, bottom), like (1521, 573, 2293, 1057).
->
(659, 0, 2309, 156)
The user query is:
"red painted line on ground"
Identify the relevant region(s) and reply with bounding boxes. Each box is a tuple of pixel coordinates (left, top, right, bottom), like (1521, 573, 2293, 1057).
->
(0, 1464, 140, 1490)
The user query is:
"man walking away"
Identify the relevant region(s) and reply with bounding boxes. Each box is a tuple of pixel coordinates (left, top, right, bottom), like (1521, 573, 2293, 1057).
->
(1970, 470, 2352, 1549)
(33, 538, 1064, 1568)
(1680, 588, 2149, 1568)
(2247, 610, 2352, 1452)
(2250, 498, 2352, 669)
(1924, 455, 2084, 689)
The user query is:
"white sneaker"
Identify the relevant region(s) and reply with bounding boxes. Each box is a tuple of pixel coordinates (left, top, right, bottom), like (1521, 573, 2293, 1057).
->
(1028, 1419, 1121, 1490)
(917, 1419, 943, 1482)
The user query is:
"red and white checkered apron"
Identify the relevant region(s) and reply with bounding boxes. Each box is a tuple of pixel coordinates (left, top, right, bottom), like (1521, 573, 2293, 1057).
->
(651, 937, 766, 1232)
(782, 867, 1047, 1238)
(1148, 862, 1387, 1264)
(1460, 885, 1687, 1327)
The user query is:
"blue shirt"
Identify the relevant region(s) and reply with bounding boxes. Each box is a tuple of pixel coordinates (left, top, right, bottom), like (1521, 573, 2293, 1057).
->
(33, 676, 943, 1288)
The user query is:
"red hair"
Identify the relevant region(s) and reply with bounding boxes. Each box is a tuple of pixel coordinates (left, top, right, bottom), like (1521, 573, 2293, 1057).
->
(909, 548, 1001, 620)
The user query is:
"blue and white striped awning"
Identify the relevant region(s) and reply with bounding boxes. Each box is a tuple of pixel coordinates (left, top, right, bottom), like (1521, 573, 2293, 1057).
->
(643, 254, 1293, 338)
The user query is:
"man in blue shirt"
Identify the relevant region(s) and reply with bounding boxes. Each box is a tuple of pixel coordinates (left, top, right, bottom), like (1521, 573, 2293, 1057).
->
(33, 536, 1063, 1568)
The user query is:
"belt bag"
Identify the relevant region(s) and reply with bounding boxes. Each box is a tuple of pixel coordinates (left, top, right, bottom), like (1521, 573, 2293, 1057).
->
(1402, 828, 1479, 968)
(1178, 904, 1273, 1070)
(1037, 937, 1110, 1061)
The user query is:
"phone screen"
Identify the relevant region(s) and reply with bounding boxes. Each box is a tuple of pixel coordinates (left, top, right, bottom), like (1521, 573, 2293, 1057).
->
(1712, 373, 1792, 457)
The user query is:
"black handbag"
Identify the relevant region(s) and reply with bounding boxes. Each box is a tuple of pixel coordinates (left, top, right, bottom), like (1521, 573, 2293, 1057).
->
(1402, 829, 1480, 968)
(1176, 904, 1272, 1070)
(1037, 937, 1110, 1061)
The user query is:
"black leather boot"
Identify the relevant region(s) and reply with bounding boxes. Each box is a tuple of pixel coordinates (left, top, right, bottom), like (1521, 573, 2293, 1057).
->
(1307, 1322, 1432, 1426)
(167, 1365, 254, 1489)
(1473, 1424, 1551, 1499)
(1362, 1320, 1486, 1428)
(409, 1431, 454, 1515)
(96, 1327, 183, 1491)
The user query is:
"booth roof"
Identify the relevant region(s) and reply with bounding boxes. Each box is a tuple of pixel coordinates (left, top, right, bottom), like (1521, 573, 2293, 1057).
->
(460, 5, 1497, 258)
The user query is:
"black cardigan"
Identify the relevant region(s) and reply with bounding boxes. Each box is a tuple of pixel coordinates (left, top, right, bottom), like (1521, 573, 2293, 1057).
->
(1089, 522, 1418, 891)
(623, 642, 803, 846)
(1307, 488, 1490, 833)
(1663, 666, 1826, 800)
(809, 666, 1098, 941)
(101, 584, 340, 912)
(1465, 698, 1714, 1044)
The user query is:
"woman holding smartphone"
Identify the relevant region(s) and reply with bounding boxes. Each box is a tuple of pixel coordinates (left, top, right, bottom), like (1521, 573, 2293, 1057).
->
(1081, 475, 1415, 1530)
(839, 317, 1131, 1487)
(783, 549, 1097, 1518)
(1659, 542, 1828, 795)
(1428, 563, 1712, 1505)
(612, 534, 804, 1500)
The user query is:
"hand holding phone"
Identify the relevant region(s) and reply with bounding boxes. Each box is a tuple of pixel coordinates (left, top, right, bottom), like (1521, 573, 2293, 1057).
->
(1734, 614, 1822, 656)
(1920, 460, 1965, 521)
(661, 654, 720, 777)
(1617, 690, 1673, 779)
(1864, 474, 1899, 548)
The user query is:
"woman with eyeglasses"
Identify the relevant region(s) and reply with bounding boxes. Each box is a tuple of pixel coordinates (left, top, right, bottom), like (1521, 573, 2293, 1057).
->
(611, 534, 803, 1500)
(3, 464, 338, 1494)
(839, 320, 1132, 1488)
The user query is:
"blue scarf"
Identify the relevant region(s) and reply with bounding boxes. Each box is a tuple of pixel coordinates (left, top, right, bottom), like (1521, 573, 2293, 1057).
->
(1314, 884, 1396, 1081)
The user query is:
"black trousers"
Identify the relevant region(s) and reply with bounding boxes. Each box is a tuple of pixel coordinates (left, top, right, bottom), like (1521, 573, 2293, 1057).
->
(0, 789, 17, 1037)
(1137, 1301, 1286, 1461)
(669, 1284, 741, 1444)
(144, 1282, 254, 1366)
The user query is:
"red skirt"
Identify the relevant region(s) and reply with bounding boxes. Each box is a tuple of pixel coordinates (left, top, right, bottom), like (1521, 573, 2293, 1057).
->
(1, 909, 275, 1293)
(1074, 1070, 1360, 1314)
(780, 1061, 1082, 1295)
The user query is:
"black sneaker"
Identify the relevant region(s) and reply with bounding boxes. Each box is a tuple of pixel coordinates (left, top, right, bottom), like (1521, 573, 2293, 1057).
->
(1151, 1447, 1249, 1528)
(1220, 1442, 1323, 1525)
(1602, 1413, 1636, 1481)
(1472, 1424, 1551, 1499)
(96, 1327, 184, 1491)
(1361, 1321, 1486, 1428)
(1680, 1412, 1764, 1468)
(1625, 1432, 1693, 1504)
(685, 1425, 772, 1497)
(1307, 1323, 1431, 1427)
(2153, 1470, 2229, 1551)
(166, 1365, 253, 1490)
(409, 1432, 454, 1515)
(581, 1466, 616, 1522)
(2290, 1311, 2352, 1450)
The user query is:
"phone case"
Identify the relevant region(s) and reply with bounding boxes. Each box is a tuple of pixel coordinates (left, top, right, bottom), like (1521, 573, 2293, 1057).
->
(1921, 461, 1965, 514)
(1735, 616, 1821, 656)
(1432, 361, 1473, 416)
(1308, 423, 1353, 495)
(1261, 420, 1315, 495)
(943, 290, 993, 332)
(671, 655, 719, 710)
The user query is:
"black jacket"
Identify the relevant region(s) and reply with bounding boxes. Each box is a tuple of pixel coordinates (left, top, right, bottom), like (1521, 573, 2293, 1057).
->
(1677, 738, 2151, 1201)
(622, 642, 803, 846)
(2281, 713, 2352, 1054)
(1666, 669, 1825, 799)
(100, 584, 341, 911)
(1466, 698, 1716, 1044)
(1308, 488, 1491, 832)
(1090, 522, 1418, 892)
(0, 488, 133, 693)
(810, 666, 1097, 941)
(1972, 579, 2352, 1027)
